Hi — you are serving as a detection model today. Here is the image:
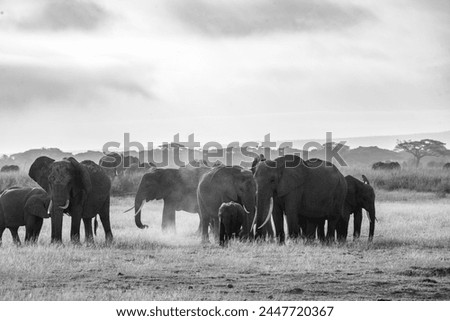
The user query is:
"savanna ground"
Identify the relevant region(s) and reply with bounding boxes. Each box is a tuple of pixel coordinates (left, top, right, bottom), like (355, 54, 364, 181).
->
(0, 183, 449, 301)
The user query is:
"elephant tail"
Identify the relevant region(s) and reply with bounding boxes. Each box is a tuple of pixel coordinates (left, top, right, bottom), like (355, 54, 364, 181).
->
(94, 216, 98, 236)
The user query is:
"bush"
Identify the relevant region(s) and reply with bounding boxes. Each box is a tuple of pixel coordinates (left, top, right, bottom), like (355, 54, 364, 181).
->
(110, 173, 144, 196)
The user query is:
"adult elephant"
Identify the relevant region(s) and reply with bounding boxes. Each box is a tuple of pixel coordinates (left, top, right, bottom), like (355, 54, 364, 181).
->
(99, 153, 140, 178)
(29, 156, 112, 244)
(124, 161, 156, 176)
(197, 165, 256, 243)
(253, 155, 347, 244)
(98, 152, 121, 180)
(0, 187, 50, 245)
(337, 175, 376, 241)
(132, 166, 211, 232)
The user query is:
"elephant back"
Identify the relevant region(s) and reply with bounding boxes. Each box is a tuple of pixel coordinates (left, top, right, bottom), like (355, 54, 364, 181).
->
(81, 160, 111, 194)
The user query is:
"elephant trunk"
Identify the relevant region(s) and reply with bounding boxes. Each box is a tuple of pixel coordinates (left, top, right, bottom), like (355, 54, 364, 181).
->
(368, 205, 376, 242)
(134, 191, 148, 229)
(50, 207, 64, 243)
(50, 188, 69, 243)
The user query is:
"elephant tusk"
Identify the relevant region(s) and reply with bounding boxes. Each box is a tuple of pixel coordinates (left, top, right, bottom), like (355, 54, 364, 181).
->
(249, 208, 258, 234)
(59, 199, 70, 210)
(123, 205, 135, 214)
(47, 200, 53, 215)
(258, 208, 272, 230)
(242, 205, 250, 214)
(134, 200, 146, 217)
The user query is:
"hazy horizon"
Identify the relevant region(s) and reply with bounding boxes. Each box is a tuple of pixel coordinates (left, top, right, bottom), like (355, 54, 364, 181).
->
(1, 0, 449, 154)
(2, 129, 450, 156)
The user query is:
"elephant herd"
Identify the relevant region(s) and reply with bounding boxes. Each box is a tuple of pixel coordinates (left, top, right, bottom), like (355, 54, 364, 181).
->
(0, 154, 376, 247)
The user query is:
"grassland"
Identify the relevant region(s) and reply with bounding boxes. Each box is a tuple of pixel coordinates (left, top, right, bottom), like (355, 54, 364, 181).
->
(0, 190, 449, 300)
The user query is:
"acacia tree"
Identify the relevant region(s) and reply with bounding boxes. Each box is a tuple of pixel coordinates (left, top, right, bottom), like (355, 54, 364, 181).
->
(395, 139, 447, 167)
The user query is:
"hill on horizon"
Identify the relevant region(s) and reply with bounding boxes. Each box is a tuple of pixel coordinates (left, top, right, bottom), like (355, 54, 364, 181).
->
(286, 130, 450, 150)
(1, 143, 450, 172)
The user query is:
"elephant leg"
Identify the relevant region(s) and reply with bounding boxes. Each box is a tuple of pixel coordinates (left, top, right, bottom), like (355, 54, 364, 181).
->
(336, 216, 349, 243)
(32, 218, 43, 243)
(298, 215, 307, 239)
(201, 215, 210, 243)
(161, 202, 176, 233)
(285, 206, 300, 240)
(213, 218, 220, 243)
(353, 209, 362, 240)
(0, 227, 4, 246)
(305, 218, 317, 244)
(316, 218, 326, 243)
(326, 216, 340, 244)
(10, 227, 21, 245)
(219, 220, 226, 246)
(25, 227, 32, 243)
(83, 218, 94, 245)
(70, 215, 82, 245)
(272, 202, 284, 244)
(99, 198, 113, 244)
(195, 213, 202, 236)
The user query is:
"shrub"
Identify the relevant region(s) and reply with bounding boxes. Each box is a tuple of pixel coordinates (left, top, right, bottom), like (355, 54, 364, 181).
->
(110, 173, 144, 196)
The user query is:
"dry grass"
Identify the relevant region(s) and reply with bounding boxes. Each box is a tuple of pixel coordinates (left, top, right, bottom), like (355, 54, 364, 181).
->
(341, 167, 450, 196)
(0, 192, 449, 301)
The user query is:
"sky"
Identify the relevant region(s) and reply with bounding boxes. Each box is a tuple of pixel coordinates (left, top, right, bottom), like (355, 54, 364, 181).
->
(0, 0, 449, 154)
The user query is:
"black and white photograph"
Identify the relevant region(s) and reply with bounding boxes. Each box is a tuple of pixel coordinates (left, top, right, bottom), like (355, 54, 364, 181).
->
(0, 0, 449, 312)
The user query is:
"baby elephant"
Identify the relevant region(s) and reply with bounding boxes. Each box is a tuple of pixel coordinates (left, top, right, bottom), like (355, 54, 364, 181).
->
(0, 187, 51, 245)
(218, 201, 246, 246)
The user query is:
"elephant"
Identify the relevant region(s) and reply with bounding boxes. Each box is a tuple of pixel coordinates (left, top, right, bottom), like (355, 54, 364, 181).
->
(317, 175, 376, 242)
(197, 165, 256, 243)
(338, 175, 376, 241)
(372, 161, 401, 170)
(29, 156, 112, 244)
(131, 165, 212, 232)
(0, 165, 20, 173)
(123, 161, 156, 176)
(253, 155, 347, 244)
(98, 152, 141, 179)
(218, 201, 246, 246)
(0, 187, 50, 245)
(444, 163, 450, 170)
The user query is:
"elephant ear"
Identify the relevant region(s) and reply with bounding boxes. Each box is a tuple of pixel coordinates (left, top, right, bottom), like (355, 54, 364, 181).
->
(67, 157, 92, 194)
(28, 156, 55, 193)
(25, 194, 50, 219)
(276, 155, 305, 197)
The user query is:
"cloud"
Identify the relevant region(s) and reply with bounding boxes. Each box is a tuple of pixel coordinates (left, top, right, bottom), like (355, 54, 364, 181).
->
(169, 0, 375, 37)
(0, 63, 152, 110)
(18, 0, 108, 31)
